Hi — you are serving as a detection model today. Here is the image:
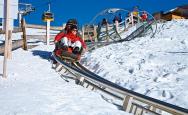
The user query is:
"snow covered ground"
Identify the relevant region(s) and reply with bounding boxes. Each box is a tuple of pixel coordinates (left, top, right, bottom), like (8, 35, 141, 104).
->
(0, 31, 129, 114)
(0, 19, 188, 114)
(82, 19, 188, 109)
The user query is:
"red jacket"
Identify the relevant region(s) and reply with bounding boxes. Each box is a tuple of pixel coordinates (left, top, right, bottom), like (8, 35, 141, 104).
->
(64, 32, 87, 49)
(54, 32, 65, 42)
(141, 13, 148, 20)
(54, 32, 87, 57)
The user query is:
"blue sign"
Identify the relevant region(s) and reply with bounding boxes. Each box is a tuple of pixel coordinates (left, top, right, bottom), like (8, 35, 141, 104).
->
(0, 0, 18, 19)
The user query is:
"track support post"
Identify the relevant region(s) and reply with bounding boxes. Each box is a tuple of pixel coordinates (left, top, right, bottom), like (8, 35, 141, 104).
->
(149, 106, 157, 113)
(55, 63, 63, 72)
(123, 95, 133, 112)
(75, 76, 85, 85)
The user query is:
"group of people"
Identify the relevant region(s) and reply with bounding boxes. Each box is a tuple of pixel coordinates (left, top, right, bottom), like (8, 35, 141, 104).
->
(101, 6, 148, 27)
(101, 13, 122, 26)
(131, 6, 148, 23)
(54, 19, 87, 60)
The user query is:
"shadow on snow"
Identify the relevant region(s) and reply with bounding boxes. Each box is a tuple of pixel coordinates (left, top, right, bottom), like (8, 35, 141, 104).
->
(32, 50, 52, 61)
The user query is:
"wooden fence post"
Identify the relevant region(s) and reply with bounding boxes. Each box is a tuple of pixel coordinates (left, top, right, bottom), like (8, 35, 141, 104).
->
(93, 25, 98, 42)
(7, 30, 12, 59)
(131, 12, 134, 27)
(105, 23, 109, 42)
(21, 18, 27, 50)
(115, 20, 119, 32)
(82, 26, 85, 41)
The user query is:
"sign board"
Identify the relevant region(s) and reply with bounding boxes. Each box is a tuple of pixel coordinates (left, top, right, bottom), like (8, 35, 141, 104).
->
(0, 0, 18, 19)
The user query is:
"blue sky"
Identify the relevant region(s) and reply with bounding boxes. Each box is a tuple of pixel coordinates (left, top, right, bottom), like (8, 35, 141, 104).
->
(19, 0, 188, 26)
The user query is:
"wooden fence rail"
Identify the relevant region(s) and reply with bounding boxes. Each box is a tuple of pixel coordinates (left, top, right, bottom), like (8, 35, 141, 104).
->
(0, 39, 23, 55)
(0, 28, 22, 34)
(26, 24, 63, 30)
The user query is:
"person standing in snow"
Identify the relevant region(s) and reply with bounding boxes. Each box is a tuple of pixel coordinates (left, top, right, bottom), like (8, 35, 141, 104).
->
(101, 18, 108, 26)
(113, 15, 119, 32)
(132, 6, 140, 24)
(141, 11, 148, 22)
(113, 15, 119, 23)
(118, 13, 122, 23)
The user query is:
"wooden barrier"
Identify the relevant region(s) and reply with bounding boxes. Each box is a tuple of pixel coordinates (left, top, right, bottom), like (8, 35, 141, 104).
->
(0, 40, 23, 55)
(0, 28, 22, 34)
(26, 35, 56, 41)
(26, 24, 63, 31)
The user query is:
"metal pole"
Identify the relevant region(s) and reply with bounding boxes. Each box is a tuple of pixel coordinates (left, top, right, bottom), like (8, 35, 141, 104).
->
(46, 20, 50, 45)
(3, 0, 10, 78)
(18, 13, 22, 27)
(48, 3, 51, 12)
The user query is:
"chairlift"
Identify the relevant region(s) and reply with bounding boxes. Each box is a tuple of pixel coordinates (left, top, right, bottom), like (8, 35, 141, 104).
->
(42, 11, 54, 22)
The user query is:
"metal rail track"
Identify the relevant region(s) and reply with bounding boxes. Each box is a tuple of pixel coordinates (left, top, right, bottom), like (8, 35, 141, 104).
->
(51, 19, 186, 115)
(52, 53, 188, 115)
(87, 21, 154, 51)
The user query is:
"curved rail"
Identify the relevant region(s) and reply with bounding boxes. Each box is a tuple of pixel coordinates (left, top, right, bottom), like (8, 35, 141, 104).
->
(87, 20, 154, 51)
(89, 8, 157, 44)
(52, 53, 188, 115)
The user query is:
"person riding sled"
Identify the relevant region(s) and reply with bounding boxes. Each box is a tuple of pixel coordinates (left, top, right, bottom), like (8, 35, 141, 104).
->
(57, 25, 87, 61)
(54, 19, 78, 51)
(53, 18, 87, 62)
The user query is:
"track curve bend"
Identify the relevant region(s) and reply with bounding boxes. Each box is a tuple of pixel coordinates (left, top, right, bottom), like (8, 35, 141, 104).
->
(52, 52, 188, 115)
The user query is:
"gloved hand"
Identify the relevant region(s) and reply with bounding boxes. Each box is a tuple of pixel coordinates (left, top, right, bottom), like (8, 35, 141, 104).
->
(82, 47, 88, 54)
(55, 42, 61, 49)
(72, 47, 80, 54)
(61, 45, 68, 51)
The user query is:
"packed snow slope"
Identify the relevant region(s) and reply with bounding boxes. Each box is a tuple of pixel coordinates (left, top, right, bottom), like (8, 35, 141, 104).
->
(0, 34, 129, 114)
(82, 19, 188, 109)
